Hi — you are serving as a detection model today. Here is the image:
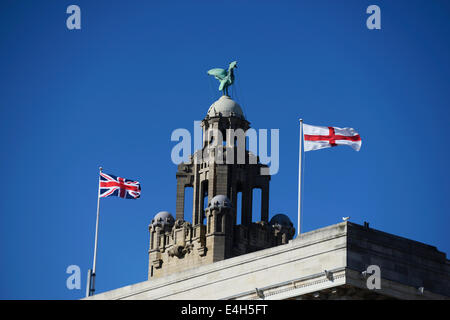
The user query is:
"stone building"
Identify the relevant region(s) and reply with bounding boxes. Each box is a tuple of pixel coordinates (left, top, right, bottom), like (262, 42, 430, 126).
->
(88, 221, 450, 300)
(85, 95, 450, 300)
(148, 95, 295, 279)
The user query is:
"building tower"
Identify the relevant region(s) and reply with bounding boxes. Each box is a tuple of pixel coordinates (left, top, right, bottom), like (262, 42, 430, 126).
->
(148, 71, 294, 280)
(86, 62, 450, 301)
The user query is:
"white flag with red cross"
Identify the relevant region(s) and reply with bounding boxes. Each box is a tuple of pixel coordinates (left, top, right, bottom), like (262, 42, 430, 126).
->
(303, 123, 362, 152)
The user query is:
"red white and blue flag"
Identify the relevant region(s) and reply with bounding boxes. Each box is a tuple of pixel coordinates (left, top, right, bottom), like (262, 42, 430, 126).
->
(99, 172, 141, 199)
(303, 124, 362, 152)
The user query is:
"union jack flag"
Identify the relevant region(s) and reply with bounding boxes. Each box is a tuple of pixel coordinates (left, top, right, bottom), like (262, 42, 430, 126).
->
(99, 172, 141, 199)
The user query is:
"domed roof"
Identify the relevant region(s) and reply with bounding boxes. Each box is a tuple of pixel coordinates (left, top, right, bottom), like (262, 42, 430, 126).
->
(207, 95, 244, 119)
(270, 214, 293, 227)
(151, 211, 175, 227)
(208, 195, 232, 209)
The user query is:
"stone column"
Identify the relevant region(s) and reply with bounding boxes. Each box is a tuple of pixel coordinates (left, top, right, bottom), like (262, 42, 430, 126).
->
(261, 184, 269, 222)
(208, 164, 216, 201)
(241, 187, 252, 226)
(175, 180, 185, 221)
(215, 165, 228, 196)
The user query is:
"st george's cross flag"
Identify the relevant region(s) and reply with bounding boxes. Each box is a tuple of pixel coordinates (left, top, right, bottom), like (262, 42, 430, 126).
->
(303, 123, 362, 152)
(99, 171, 141, 199)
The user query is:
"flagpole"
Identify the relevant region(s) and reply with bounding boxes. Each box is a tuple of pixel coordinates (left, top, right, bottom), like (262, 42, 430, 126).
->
(88, 166, 102, 297)
(298, 119, 303, 236)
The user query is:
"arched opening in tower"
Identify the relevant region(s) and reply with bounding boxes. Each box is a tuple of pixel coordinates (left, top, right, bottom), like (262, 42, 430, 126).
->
(184, 186, 193, 223)
(252, 188, 262, 223)
(236, 191, 242, 225)
(201, 180, 208, 225)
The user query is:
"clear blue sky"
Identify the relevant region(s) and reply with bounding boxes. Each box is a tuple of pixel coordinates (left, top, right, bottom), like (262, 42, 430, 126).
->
(1, 0, 449, 299)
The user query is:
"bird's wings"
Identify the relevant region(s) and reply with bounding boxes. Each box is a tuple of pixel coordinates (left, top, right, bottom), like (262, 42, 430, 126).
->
(207, 68, 227, 79)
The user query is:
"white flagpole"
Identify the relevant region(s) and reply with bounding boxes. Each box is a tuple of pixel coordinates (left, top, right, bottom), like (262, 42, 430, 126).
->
(297, 119, 303, 236)
(88, 166, 102, 297)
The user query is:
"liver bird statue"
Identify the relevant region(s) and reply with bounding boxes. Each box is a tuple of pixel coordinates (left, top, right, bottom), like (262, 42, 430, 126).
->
(207, 61, 237, 96)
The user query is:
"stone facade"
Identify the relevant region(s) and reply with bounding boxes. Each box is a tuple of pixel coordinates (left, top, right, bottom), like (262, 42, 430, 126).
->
(148, 96, 294, 279)
(87, 222, 450, 300)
